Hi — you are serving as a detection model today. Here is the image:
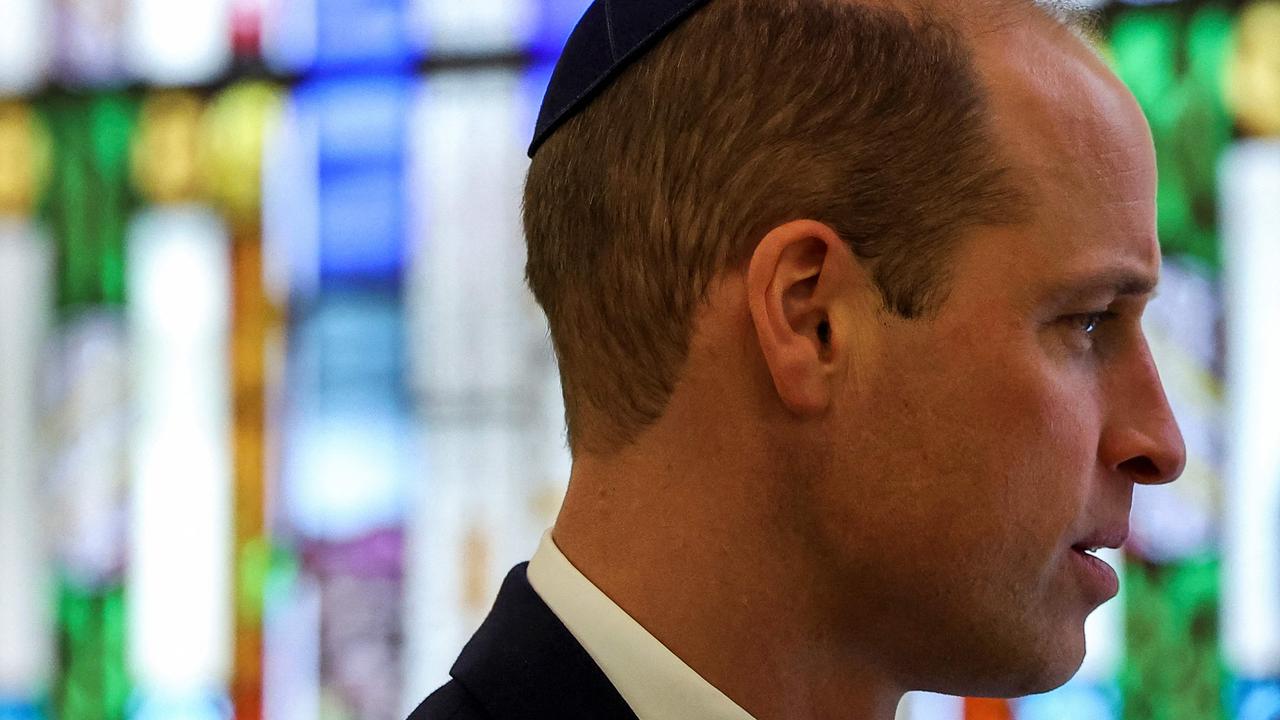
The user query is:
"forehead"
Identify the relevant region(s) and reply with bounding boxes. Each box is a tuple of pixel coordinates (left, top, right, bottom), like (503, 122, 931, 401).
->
(967, 17, 1161, 299)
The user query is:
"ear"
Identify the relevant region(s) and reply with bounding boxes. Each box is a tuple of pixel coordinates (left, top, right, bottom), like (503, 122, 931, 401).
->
(746, 220, 853, 417)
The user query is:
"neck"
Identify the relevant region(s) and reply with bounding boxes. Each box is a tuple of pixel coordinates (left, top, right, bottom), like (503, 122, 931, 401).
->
(552, 446, 906, 720)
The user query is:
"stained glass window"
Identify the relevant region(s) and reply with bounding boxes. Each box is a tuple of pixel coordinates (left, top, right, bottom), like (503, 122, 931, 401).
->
(0, 3, 1276, 720)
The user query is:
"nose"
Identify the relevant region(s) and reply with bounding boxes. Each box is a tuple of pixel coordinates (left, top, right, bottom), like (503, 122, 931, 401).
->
(1099, 341, 1187, 486)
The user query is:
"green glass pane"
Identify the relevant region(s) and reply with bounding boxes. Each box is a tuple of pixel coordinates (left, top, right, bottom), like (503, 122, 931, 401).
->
(1164, 4, 1235, 270)
(54, 584, 129, 720)
(1109, 6, 1234, 272)
(236, 536, 274, 623)
(1110, 9, 1182, 135)
(1121, 556, 1228, 720)
(38, 94, 137, 310)
(1187, 6, 1236, 107)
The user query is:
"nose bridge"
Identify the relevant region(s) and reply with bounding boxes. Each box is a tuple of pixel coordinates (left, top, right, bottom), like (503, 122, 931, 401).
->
(1104, 337, 1187, 485)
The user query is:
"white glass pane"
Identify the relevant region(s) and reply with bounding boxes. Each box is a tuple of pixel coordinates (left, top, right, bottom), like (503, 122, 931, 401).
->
(263, 575, 322, 720)
(407, 69, 541, 409)
(402, 64, 572, 713)
(126, 207, 233, 695)
(408, 0, 536, 55)
(0, 0, 52, 93)
(896, 692, 963, 720)
(1132, 259, 1221, 563)
(0, 221, 54, 699)
(124, 0, 232, 85)
(402, 423, 543, 708)
(1076, 546, 1123, 683)
(48, 312, 130, 586)
(1221, 141, 1280, 678)
(54, 0, 128, 85)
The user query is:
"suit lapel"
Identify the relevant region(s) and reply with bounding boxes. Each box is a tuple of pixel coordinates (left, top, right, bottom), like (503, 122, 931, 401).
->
(450, 563, 640, 720)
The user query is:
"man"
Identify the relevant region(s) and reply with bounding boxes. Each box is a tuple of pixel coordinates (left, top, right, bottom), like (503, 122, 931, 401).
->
(410, 0, 1186, 717)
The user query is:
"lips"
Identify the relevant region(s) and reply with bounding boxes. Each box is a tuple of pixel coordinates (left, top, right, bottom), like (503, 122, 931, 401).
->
(1070, 544, 1121, 602)
(1071, 527, 1129, 554)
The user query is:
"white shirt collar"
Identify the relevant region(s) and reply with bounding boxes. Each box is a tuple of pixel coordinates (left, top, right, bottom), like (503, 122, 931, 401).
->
(527, 530, 758, 720)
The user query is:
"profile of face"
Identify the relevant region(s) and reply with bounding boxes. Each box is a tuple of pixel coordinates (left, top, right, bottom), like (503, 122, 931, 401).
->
(764, 26, 1188, 698)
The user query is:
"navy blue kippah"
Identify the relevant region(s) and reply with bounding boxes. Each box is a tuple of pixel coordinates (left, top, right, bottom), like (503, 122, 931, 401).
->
(528, 0, 715, 157)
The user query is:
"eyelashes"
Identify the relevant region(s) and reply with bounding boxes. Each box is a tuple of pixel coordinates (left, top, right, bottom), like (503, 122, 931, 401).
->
(1078, 311, 1115, 336)
(1062, 310, 1119, 351)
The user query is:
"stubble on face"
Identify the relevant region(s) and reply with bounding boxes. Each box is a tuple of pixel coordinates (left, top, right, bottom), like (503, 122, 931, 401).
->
(799, 16, 1162, 698)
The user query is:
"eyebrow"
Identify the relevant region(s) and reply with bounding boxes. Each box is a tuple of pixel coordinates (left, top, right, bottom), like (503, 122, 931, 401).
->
(1043, 268, 1160, 306)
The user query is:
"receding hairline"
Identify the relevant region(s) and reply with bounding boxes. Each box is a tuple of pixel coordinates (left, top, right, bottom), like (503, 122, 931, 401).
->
(856, 0, 1101, 43)
(1029, 0, 1103, 41)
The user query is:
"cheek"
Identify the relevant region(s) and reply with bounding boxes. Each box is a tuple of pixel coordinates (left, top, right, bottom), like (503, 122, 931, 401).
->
(813, 339, 1101, 580)
(896, 346, 1100, 557)
(809, 329, 1108, 673)
(965, 354, 1102, 562)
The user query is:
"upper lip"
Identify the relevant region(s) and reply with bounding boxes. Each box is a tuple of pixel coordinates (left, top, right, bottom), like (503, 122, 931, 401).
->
(1072, 528, 1129, 551)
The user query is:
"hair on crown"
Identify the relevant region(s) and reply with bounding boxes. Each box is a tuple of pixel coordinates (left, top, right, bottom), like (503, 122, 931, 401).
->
(529, 0, 1100, 157)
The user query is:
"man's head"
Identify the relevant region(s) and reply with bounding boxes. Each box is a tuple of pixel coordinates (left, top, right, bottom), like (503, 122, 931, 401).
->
(527, 0, 1040, 454)
(527, 0, 1185, 701)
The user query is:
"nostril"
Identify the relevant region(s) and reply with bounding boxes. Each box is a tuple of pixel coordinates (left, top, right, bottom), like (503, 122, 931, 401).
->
(1119, 455, 1160, 481)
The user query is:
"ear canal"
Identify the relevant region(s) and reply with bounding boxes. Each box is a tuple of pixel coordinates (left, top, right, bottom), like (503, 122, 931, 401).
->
(817, 319, 832, 346)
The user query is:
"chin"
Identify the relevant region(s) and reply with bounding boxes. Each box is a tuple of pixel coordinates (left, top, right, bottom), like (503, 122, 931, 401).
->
(1011, 660, 1082, 697)
(1001, 629, 1088, 697)
(924, 621, 1086, 699)
(933, 658, 1081, 700)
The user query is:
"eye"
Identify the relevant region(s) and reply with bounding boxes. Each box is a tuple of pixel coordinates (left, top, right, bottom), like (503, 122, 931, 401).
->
(1064, 311, 1117, 349)
(1079, 312, 1107, 335)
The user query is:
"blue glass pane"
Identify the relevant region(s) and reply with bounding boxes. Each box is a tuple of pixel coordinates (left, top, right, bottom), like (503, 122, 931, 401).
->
(131, 692, 230, 720)
(532, 0, 594, 59)
(267, 0, 414, 73)
(315, 0, 413, 71)
(284, 291, 411, 541)
(309, 77, 409, 166)
(319, 169, 404, 282)
(1235, 679, 1280, 720)
(262, 0, 317, 74)
(0, 701, 41, 720)
(521, 60, 557, 144)
(293, 74, 411, 284)
(1016, 681, 1118, 720)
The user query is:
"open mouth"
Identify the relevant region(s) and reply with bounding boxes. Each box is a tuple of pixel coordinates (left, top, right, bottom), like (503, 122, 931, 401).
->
(1069, 544, 1120, 601)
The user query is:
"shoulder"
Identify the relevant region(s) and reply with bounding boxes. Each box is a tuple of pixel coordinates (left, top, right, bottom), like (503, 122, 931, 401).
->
(404, 562, 637, 720)
(406, 679, 490, 720)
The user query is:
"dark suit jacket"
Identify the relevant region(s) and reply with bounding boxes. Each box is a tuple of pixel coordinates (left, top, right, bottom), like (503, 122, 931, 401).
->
(407, 562, 640, 720)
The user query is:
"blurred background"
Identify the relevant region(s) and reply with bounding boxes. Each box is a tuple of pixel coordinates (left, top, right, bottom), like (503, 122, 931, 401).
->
(0, 0, 1276, 719)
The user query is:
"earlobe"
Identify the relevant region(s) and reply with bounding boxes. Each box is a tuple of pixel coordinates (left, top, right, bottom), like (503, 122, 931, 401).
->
(746, 220, 847, 417)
